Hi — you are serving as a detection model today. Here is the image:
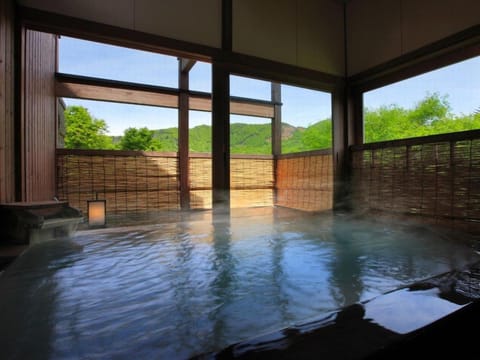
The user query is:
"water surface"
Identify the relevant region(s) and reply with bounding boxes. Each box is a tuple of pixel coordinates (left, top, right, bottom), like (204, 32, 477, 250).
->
(0, 208, 478, 359)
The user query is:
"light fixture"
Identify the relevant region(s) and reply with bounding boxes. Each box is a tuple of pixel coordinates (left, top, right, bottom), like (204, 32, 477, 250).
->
(87, 193, 106, 227)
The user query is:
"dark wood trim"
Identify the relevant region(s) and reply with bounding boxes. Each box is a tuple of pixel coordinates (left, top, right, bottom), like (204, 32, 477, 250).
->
(276, 149, 332, 159)
(349, 25, 480, 92)
(218, 52, 343, 92)
(211, 63, 230, 209)
(351, 88, 363, 146)
(56, 148, 179, 158)
(350, 129, 480, 151)
(178, 59, 190, 209)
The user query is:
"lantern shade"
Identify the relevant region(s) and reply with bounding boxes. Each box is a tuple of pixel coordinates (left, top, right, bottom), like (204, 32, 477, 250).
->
(87, 200, 106, 227)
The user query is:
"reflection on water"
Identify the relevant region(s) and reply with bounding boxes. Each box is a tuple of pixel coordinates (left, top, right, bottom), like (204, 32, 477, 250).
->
(0, 208, 478, 359)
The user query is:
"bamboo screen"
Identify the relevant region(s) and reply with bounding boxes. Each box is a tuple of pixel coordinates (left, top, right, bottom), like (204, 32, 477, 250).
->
(189, 155, 212, 209)
(56, 149, 180, 215)
(351, 130, 480, 233)
(189, 154, 274, 209)
(276, 151, 333, 211)
(230, 156, 274, 208)
(57, 150, 275, 214)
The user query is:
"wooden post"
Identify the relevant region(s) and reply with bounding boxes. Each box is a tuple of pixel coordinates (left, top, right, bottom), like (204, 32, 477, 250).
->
(271, 83, 282, 156)
(212, 63, 230, 211)
(332, 82, 363, 211)
(271, 82, 281, 206)
(178, 58, 193, 210)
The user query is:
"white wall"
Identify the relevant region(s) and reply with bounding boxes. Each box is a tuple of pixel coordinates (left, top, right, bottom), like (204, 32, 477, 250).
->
(346, 0, 480, 75)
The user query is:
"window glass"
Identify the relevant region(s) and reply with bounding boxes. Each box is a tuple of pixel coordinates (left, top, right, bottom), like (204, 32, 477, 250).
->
(59, 36, 178, 88)
(60, 98, 178, 151)
(364, 56, 480, 143)
(281, 84, 332, 153)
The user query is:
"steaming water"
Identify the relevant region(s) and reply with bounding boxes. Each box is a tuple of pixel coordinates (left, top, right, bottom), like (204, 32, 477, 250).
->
(1, 208, 479, 359)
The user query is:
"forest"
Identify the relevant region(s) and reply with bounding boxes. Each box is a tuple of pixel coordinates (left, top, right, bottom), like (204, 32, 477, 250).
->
(63, 93, 480, 154)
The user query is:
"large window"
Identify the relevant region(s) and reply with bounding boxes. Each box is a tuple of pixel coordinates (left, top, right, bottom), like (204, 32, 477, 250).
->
(60, 98, 178, 151)
(229, 75, 332, 155)
(58, 36, 214, 152)
(364, 56, 480, 143)
(59, 36, 178, 87)
(281, 85, 331, 154)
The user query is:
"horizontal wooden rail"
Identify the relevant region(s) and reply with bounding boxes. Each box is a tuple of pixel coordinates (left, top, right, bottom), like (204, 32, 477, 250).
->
(55, 73, 275, 118)
(351, 129, 480, 151)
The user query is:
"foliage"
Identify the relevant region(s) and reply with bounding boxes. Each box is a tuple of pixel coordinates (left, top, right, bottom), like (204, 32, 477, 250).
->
(300, 119, 332, 150)
(119, 127, 162, 151)
(64, 93, 480, 154)
(189, 124, 211, 152)
(64, 106, 115, 149)
(230, 123, 272, 154)
(152, 127, 178, 152)
(364, 92, 480, 143)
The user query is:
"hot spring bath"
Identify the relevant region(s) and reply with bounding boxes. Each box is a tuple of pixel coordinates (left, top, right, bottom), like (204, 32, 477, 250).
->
(1, 208, 479, 359)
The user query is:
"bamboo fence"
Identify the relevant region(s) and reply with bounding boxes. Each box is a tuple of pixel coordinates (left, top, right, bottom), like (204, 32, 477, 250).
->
(56, 148, 333, 216)
(276, 150, 333, 212)
(351, 130, 480, 233)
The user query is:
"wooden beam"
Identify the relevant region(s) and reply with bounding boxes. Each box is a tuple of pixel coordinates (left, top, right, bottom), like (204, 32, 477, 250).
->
(180, 58, 196, 74)
(56, 81, 179, 108)
(189, 95, 274, 117)
(55, 74, 275, 118)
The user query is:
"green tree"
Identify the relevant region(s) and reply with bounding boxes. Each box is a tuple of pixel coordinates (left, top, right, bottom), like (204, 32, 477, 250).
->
(119, 127, 162, 151)
(364, 104, 415, 142)
(301, 119, 332, 150)
(364, 92, 479, 143)
(64, 105, 115, 149)
(408, 92, 451, 125)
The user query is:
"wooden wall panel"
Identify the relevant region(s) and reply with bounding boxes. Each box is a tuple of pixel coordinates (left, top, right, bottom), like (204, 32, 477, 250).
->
(134, 0, 221, 48)
(18, 0, 222, 48)
(19, 0, 135, 30)
(402, 0, 480, 53)
(347, 0, 480, 76)
(233, 0, 297, 67)
(22, 30, 57, 201)
(233, 0, 345, 75)
(0, 0, 15, 203)
(297, 0, 345, 76)
(346, 0, 402, 76)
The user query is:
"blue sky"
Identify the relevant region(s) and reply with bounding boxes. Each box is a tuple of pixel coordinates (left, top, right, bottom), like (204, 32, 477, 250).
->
(59, 36, 479, 136)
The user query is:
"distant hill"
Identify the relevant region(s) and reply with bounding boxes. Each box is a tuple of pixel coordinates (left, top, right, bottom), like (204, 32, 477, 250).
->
(112, 120, 332, 154)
